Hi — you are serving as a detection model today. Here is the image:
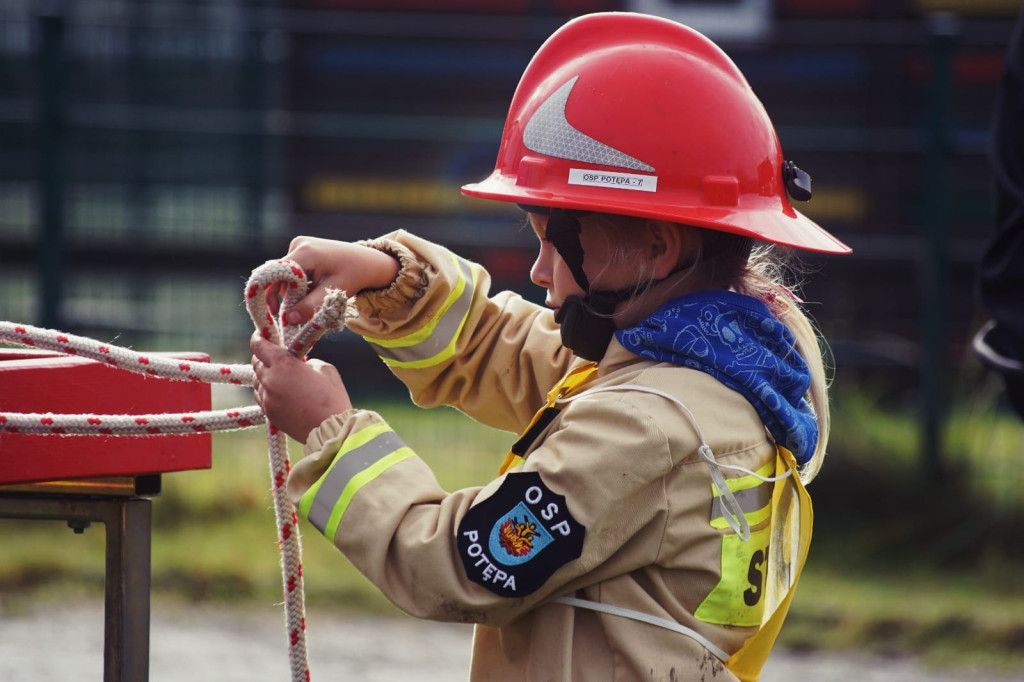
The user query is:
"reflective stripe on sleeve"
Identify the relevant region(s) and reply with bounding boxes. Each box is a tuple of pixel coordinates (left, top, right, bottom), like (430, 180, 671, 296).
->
(298, 422, 414, 541)
(363, 254, 478, 369)
(709, 460, 774, 531)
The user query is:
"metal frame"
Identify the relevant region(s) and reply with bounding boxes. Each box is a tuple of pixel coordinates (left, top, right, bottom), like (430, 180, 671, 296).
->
(0, 484, 154, 682)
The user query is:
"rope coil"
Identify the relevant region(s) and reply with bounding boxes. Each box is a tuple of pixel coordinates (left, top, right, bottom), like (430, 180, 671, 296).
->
(1, 258, 353, 682)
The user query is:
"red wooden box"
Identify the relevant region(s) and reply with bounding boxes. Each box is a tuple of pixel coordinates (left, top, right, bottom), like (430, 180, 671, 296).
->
(0, 349, 212, 485)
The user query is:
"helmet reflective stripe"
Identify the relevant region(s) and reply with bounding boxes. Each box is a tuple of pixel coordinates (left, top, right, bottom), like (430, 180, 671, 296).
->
(298, 422, 413, 541)
(363, 254, 478, 369)
(523, 76, 655, 173)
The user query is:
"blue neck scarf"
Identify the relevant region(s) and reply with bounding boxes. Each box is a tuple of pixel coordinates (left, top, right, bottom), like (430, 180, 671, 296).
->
(614, 290, 818, 465)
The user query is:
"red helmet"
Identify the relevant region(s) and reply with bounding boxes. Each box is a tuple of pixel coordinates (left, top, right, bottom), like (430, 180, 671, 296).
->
(462, 12, 851, 254)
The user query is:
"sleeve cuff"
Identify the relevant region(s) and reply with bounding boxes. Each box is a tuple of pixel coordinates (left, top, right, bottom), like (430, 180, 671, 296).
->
(355, 236, 431, 315)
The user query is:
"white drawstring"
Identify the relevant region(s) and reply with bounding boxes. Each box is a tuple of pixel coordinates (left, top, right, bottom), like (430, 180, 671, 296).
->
(553, 382, 794, 661)
(553, 595, 731, 662)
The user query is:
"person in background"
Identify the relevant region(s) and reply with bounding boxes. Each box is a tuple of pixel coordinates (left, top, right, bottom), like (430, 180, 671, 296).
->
(251, 12, 851, 681)
(975, 8, 1024, 419)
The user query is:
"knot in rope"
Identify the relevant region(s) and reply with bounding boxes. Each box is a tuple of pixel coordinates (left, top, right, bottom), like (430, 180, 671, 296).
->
(244, 258, 351, 359)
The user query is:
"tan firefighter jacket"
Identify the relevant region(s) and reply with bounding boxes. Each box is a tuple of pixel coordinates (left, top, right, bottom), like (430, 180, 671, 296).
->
(287, 230, 811, 681)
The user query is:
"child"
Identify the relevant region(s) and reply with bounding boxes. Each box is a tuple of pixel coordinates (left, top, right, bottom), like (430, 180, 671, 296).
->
(251, 12, 850, 681)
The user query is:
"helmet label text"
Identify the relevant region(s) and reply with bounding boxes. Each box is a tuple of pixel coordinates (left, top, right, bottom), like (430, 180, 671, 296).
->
(568, 168, 658, 193)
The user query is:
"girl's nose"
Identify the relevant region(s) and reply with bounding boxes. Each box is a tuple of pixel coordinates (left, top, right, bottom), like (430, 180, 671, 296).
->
(530, 244, 553, 289)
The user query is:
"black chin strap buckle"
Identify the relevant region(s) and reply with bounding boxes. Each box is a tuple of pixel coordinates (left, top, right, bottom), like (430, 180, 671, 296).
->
(555, 295, 616, 361)
(554, 291, 632, 362)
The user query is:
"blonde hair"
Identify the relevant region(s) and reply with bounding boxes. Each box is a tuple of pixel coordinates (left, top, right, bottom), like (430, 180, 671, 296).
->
(737, 245, 831, 484)
(584, 213, 832, 484)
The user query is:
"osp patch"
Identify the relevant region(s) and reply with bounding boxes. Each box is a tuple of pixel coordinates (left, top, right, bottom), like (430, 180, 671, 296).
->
(457, 471, 584, 597)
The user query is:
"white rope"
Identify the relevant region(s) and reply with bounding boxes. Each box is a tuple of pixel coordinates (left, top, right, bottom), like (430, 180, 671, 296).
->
(1, 258, 354, 682)
(243, 259, 352, 682)
(0, 406, 266, 435)
(0, 321, 255, 385)
(0, 319, 260, 435)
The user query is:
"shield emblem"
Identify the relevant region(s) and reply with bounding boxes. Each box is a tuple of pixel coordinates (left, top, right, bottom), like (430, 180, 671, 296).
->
(488, 501, 555, 566)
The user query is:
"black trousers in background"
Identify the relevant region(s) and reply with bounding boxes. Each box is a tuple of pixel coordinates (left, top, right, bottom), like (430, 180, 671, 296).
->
(976, 8, 1024, 418)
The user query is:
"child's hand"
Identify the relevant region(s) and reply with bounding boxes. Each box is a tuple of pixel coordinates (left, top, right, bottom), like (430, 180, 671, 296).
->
(269, 236, 399, 324)
(251, 334, 353, 444)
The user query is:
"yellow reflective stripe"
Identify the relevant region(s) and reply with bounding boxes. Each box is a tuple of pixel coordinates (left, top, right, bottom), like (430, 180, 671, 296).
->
(322, 448, 415, 541)
(709, 460, 774, 530)
(710, 503, 771, 530)
(301, 417, 393, 512)
(363, 254, 478, 369)
(299, 422, 391, 519)
(363, 253, 469, 348)
(720, 460, 775, 493)
(298, 422, 414, 540)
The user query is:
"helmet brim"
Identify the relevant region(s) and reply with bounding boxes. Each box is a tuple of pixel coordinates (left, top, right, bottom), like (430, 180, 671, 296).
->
(462, 175, 852, 255)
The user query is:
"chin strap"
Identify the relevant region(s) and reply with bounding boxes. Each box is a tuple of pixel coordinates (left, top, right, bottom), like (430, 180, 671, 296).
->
(555, 290, 631, 361)
(540, 206, 591, 290)
(531, 207, 632, 361)
(522, 205, 686, 362)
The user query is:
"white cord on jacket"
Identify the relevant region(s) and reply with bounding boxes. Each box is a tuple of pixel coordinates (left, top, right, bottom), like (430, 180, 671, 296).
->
(553, 383, 793, 662)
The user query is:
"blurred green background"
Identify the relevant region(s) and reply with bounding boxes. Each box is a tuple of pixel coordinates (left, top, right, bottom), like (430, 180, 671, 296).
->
(2, 0, 1023, 676)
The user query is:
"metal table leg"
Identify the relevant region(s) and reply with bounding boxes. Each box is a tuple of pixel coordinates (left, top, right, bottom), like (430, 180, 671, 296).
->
(0, 492, 152, 682)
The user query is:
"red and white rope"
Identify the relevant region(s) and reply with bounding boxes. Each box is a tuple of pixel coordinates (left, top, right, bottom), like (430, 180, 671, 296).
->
(1, 258, 353, 682)
(0, 322, 256, 386)
(244, 259, 350, 682)
(0, 407, 266, 435)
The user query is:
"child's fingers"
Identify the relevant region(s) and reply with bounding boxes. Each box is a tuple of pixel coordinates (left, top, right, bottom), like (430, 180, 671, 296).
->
(264, 281, 286, 317)
(282, 286, 327, 325)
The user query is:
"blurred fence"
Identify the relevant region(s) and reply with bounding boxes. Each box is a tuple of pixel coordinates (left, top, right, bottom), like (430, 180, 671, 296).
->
(0, 1, 1020, 467)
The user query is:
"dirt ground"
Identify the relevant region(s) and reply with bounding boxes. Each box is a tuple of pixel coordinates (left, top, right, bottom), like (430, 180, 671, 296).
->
(1, 601, 1022, 681)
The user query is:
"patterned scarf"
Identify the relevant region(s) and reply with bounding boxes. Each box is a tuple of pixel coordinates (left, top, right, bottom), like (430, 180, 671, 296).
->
(615, 290, 818, 464)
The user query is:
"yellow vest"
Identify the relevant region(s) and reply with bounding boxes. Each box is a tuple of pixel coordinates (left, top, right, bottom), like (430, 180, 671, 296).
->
(726, 444, 811, 681)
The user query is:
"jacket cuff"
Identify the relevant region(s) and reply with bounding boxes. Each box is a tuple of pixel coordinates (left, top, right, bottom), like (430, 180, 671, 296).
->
(355, 236, 430, 315)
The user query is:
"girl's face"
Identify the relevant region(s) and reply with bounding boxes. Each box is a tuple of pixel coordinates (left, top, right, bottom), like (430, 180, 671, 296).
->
(528, 214, 640, 316)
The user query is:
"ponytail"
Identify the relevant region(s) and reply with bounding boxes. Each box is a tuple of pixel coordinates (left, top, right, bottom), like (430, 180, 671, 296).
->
(735, 244, 831, 484)
(768, 290, 831, 484)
